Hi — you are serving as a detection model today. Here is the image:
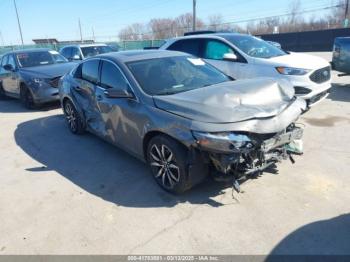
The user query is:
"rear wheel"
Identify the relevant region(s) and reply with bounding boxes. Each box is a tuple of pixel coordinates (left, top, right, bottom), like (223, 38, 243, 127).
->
(147, 135, 191, 194)
(20, 85, 36, 109)
(63, 100, 85, 135)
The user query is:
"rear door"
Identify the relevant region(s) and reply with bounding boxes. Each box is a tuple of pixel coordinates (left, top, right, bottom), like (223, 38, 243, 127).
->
(72, 59, 105, 134)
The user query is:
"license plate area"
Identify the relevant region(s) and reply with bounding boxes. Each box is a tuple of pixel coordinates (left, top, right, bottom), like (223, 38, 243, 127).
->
(261, 127, 303, 152)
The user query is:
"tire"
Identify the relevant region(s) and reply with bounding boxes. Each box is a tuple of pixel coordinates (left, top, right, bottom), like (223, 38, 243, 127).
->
(63, 100, 85, 135)
(20, 85, 36, 109)
(0, 83, 6, 99)
(147, 135, 191, 194)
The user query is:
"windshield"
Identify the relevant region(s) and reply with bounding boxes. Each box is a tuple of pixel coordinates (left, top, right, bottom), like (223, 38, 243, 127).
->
(81, 45, 113, 58)
(222, 34, 287, 59)
(16, 50, 68, 68)
(127, 56, 230, 96)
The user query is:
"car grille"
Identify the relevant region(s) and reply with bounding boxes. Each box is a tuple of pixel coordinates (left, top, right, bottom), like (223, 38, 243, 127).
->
(294, 86, 311, 95)
(49, 76, 62, 88)
(309, 66, 331, 84)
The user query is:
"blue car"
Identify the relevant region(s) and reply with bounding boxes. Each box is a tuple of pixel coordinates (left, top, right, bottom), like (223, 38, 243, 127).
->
(0, 48, 76, 108)
(332, 37, 350, 75)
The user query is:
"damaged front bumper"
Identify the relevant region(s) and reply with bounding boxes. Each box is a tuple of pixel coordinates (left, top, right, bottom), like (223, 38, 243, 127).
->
(193, 125, 304, 179)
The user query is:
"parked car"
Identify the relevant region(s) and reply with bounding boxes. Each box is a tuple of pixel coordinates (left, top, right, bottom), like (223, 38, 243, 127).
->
(59, 50, 306, 193)
(332, 37, 350, 75)
(60, 44, 114, 61)
(161, 33, 331, 107)
(0, 49, 76, 108)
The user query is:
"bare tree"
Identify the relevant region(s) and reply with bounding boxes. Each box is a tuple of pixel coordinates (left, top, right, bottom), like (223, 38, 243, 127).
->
(118, 23, 148, 41)
(175, 13, 205, 35)
(208, 14, 224, 31)
(149, 18, 176, 39)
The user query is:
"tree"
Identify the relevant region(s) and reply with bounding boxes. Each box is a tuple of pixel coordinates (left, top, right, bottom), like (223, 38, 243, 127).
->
(149, 18, 176, 39)
(118, 23, 148, 41)
(175, 13, 205, 35)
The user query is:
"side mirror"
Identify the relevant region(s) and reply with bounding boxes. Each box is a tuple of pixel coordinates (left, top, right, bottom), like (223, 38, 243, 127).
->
(72, 55, 81, 61)
(104, 88, 133, 99)
(223, 53, 238, 61)
(3, 64, 15, 71)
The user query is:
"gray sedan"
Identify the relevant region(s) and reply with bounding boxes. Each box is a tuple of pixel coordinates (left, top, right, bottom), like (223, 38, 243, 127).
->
(0, 49, 77, 108)
(59, 50, 306, 193)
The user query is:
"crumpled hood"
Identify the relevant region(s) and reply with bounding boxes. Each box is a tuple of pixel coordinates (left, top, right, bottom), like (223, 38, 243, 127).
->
(256, 52, 330, 69)
(19, 62, 76, 79)
(153, 78, 295, 123)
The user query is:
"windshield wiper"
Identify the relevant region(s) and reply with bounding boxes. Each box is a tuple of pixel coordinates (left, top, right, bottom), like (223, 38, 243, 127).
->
(156, 90, 180, 96)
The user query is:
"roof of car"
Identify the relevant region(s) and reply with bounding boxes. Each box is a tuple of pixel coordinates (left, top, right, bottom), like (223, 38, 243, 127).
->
(96, 50, 189, 63)
(168, 32, 246, 41)
(5, 48, 54, 55)
(62, 43, 108, 48)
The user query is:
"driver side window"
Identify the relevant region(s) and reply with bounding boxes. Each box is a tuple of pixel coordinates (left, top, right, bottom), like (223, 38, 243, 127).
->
(7, 55, 17, 69)
(72, 48, 81, 59)
(100, 61, 128, 89)
(204, 40, 234, 60)
(0, 55, 8, 74)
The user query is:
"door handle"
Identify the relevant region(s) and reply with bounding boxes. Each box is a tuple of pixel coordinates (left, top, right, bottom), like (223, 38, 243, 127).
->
(73, 85, 81, 91)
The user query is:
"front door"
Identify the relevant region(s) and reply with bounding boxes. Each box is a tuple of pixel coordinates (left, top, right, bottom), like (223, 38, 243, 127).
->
(202, 39, 249, 79)
(94, 60, 141, 155)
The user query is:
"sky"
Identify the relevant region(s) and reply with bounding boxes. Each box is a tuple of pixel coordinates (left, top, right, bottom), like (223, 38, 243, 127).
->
(0, 0, 335, 45)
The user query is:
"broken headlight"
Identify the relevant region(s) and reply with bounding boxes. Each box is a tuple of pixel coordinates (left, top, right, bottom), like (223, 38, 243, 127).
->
(192, 131, 254, 153)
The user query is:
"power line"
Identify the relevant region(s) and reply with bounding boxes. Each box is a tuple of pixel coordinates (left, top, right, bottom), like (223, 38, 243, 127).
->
(115, 3, 342, 39)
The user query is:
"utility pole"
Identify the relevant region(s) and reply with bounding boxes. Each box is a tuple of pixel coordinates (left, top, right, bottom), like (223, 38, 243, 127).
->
(78, 18, 83, 42)
(0, 31, 4, 47)
(13, 0, 24, 46)
(192, 0, 196, 31)
(344, 0, 349, 27)
(92, 27, 95, 42)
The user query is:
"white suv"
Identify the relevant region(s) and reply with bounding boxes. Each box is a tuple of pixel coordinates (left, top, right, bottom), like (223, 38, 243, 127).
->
(161, 33, 332, 106)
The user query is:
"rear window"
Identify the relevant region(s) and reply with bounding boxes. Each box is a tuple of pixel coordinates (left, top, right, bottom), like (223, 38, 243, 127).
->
(82, 60, 100, 84)
(167, 39, 202, 57)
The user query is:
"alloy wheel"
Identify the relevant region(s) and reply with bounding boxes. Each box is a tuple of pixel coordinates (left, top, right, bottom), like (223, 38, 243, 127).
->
(150, 144, 180, 189)
(64, 102, 77, 132)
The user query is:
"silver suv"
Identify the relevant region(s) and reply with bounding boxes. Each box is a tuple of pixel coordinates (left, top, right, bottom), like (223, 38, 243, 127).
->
(60, 44, 114, 61)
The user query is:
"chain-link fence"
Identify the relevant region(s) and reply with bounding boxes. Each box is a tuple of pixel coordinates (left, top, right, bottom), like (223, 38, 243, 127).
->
(0, 40, 165, 55)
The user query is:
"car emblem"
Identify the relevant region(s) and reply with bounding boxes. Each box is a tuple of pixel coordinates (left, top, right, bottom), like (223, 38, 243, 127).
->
(323, 70, 329, 77)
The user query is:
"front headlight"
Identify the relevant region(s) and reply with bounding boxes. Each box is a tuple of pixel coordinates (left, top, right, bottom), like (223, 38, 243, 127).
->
(276, 67, 310, 75)
(192, 131, 253, 153)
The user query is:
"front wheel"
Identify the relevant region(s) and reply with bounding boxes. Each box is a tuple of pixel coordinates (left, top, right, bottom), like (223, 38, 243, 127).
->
(0, 84, 6, 99)
(147, 135, 191, 194)
(20, 85, 36, 109)
(63, 100, 85, 135)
